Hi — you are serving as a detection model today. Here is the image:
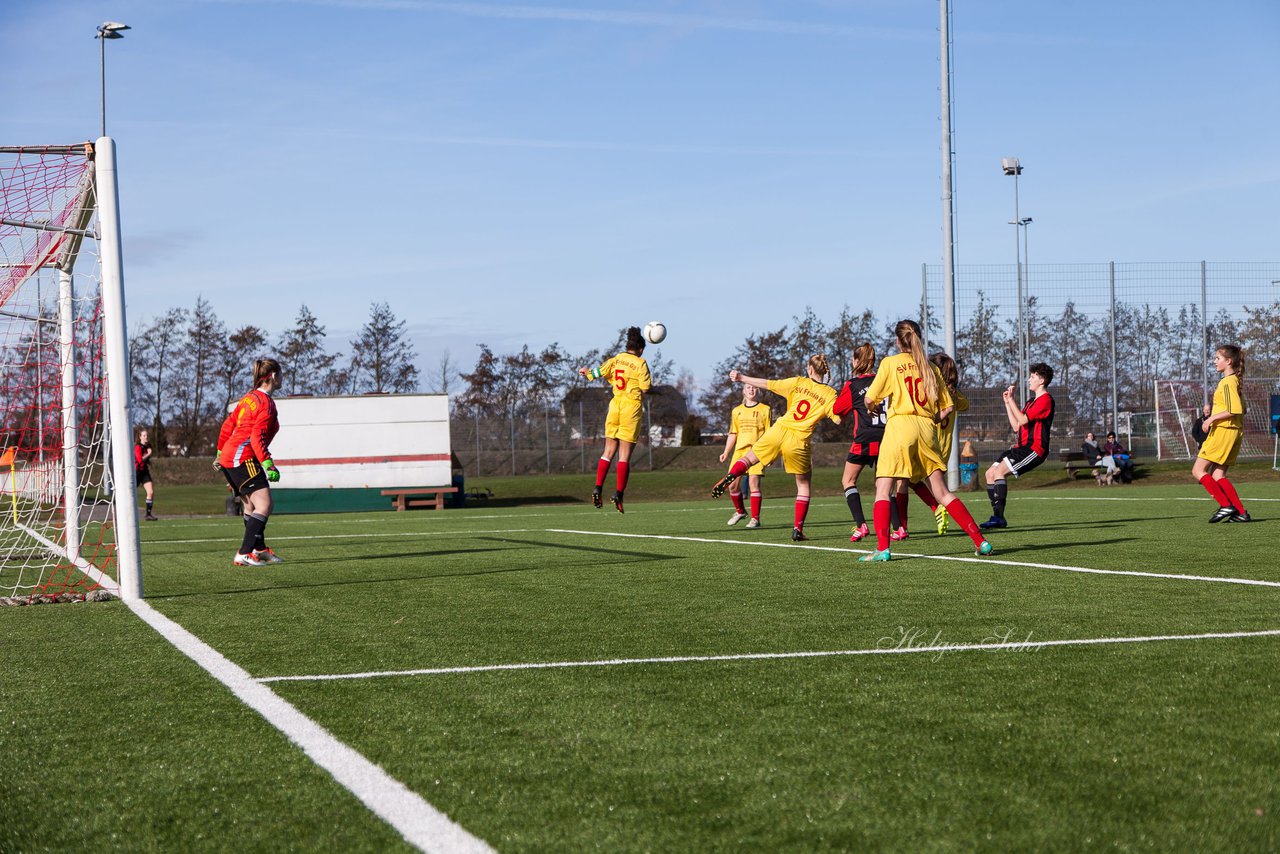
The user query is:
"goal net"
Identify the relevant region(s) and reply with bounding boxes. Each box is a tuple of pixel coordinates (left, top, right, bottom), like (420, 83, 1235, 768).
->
(0, 143, 133, 603)
(1152, 377, 1279, 461)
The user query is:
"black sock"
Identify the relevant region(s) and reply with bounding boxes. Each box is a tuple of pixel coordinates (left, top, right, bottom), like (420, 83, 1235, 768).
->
(994, 480, 1008, 518)
(240, 513, 267, 555)
(146, 500, 154, 515)
(889, 499, 900, 530)
(986, 484, 999, 516)
(255, 517, 268, 552)
(844, 487, 864, 526)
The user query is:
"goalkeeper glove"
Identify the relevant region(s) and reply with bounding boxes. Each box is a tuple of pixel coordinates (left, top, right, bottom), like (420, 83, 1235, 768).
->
(212, 449, 223, 470)
(263, 459, 280, 482)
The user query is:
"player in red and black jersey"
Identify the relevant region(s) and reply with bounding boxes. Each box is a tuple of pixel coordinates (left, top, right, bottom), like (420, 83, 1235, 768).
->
(134, 428, 158, 521)
(980, 363, 1055, 529)
(216, 358, 284, 566)
(832, 343, 887, 542)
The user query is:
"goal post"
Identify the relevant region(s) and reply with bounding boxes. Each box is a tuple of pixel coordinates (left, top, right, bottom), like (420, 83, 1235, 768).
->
(0, 138, 140, 602)
(1153, 376, 1279, 462)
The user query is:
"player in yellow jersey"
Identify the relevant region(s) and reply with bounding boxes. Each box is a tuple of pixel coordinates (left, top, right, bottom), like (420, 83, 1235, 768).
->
(1193, 344, 1250, 523)
(720, 383, 773, 528)
(895, 352, 968, 538)
(578, 326, 652, 513)
(711, 354, 841, 541)
(859, 320, 991, 561)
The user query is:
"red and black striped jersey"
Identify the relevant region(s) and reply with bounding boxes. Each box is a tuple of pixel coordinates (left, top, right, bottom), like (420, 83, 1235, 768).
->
(1018, 392, 1055, 457)
(833, 374, 886, 454)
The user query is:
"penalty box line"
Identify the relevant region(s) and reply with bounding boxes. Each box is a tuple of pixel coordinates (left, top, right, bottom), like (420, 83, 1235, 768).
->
(545, 529, 1280, 589)
(258, 629, 1280, 684)
(126, 599, 494, 854)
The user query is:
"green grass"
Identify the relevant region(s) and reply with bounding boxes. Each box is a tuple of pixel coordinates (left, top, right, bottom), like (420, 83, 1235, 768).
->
(4, 477, 1279, 850)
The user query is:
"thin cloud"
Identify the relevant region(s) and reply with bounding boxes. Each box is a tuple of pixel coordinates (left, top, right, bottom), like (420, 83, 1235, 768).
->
(198, 0, 928, 40)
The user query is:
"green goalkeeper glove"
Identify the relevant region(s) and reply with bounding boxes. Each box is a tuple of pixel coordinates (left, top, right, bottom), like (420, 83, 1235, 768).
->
(212, 449, 223, 471)
(263, 459, 280, 482)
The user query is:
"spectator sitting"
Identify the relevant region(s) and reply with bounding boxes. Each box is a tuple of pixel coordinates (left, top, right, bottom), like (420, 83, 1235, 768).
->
(1103, 431, 1135, 482)
(1083, 431, 1119, 482)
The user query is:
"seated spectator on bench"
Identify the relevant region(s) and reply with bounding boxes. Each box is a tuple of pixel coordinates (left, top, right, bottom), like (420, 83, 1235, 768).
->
(1102, 431, 1135, 482)
(1082, 431, 1119, 480)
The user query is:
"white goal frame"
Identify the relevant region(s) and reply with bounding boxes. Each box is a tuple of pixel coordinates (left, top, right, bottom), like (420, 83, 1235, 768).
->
(1, 138, 141, 600)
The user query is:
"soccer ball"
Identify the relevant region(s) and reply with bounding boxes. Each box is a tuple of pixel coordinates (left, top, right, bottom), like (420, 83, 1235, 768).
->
(643, 321, 667, 344)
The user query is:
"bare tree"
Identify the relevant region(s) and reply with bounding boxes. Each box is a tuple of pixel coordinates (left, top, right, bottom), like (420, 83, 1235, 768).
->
(170, 297, 227, 455)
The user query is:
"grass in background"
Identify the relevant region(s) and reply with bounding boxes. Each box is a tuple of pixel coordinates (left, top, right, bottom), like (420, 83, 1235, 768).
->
(4, 479, 1278, 850)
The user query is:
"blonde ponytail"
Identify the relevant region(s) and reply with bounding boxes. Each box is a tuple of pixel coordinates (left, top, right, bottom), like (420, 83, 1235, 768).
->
(895, 320, 936, 403)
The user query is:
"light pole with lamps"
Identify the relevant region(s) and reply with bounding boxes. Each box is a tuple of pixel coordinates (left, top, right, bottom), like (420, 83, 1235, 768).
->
(1001, 157, 1027, 404)
(96, 21, 130, 137)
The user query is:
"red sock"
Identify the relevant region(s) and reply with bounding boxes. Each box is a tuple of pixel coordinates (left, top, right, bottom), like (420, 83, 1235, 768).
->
(873, 499, 891, 551)
(895, 492, 909, 530)
(1199, 475, 1230, 507)
(595, 456, 612, 488)
(727, 458, 750, 479)
(911, 481, 938, 511)
(943, 498, 985, 547)
(1217, 477, 1245, 514)
(730, 489, 746, 514)
(616, 461, 630, 493)
(750, 491, 762, 520)
(794, 496, 810, 530)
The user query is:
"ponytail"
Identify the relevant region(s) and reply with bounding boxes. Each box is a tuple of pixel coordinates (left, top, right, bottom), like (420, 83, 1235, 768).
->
(808, 353, 830, 383)
(851, 343, 875, 375)
(895, 320, 936, 403)
(253, 358, 281, 389)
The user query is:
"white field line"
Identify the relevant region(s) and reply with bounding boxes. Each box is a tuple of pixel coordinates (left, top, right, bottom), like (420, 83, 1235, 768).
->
(258, 629, 1280, 683)
(547, 529, 1280, 588)
(126, 599, 493, 854)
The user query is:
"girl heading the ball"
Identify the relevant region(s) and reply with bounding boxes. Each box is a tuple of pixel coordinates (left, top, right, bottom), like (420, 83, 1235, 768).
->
(578, 326, 652, 513)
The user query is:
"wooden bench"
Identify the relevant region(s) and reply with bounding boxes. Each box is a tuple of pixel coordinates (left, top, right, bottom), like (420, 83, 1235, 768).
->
(1060, 450, 1098, 479)
(381, 487, 459, 511)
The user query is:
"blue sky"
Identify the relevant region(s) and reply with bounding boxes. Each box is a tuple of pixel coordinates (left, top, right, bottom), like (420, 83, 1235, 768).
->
(6, 0, 1278, 390)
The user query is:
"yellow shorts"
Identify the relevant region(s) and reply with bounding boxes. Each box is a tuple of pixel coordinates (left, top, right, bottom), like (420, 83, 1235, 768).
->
(1198, 426, 1242, 467)
(875, 414, 946, 482)
(605, 397, 643, 444)
(732, 445, 767, 476)
(748, 422, 811, 475)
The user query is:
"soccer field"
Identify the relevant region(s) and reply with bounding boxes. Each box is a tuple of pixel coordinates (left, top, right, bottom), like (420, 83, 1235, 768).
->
(4, 483, 1279, 851)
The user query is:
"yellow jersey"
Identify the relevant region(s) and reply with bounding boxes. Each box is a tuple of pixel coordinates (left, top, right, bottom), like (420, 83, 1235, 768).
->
(595, 352, 651, 402)
(766, 376, 839, 434)
(1211, 374, 1245, 430)
(730, 402, 772, 449)
(866, 352, 953, 420)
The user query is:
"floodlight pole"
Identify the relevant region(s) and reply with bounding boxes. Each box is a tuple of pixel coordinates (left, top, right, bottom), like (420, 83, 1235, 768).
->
(96, 22, 130, 138)
(1002, 157, 1027, 405)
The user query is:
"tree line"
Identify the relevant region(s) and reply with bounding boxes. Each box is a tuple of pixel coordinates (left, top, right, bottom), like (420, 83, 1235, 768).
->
(129, 300, 419, 454)
(125, 293, 1280, 456)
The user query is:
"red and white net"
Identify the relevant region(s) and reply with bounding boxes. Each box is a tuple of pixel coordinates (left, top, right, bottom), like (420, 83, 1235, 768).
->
(1, 145, 116, 603)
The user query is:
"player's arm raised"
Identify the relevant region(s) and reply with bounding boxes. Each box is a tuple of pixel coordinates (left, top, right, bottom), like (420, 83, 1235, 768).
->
(728, 370, 768, 390)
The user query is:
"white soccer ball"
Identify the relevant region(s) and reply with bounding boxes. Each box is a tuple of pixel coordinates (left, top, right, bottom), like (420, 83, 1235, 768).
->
(643, 321, 667, 344)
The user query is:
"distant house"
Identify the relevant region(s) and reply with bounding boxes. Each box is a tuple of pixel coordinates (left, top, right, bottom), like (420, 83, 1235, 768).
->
(562, 385, 690, 447)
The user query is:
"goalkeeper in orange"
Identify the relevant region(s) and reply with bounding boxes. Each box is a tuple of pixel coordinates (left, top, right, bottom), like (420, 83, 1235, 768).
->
(578, 326, 651, 513)
(216, 358, 285, 566)
(711, 354, 840, 542)
(859, 320, 991, 562)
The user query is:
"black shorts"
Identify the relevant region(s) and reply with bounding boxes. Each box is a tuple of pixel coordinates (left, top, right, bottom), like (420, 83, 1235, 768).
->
(136, 469, 152, 486)
(846, 441, 880, 466)
(998, 446, 1045, 478)
(223, 459, 270, 496)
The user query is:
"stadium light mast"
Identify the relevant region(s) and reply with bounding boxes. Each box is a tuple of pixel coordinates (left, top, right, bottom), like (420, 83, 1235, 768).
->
(96, 21, 130, 138)
(1002, 157, 1028, 404)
